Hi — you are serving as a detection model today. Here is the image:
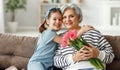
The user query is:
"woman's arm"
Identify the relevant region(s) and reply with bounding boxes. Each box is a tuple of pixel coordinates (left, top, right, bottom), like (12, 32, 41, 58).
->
(83, 29, 114, 63)
(98, 35, 114, 63)
(54, 47, 75, 68)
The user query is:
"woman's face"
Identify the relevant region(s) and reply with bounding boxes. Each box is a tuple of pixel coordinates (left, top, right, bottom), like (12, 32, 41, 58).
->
(47, 12, 62, 31)
(63, 8, 80, 30)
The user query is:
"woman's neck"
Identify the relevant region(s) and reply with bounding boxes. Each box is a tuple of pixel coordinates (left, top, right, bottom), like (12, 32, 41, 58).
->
(69, 25, 81, 31)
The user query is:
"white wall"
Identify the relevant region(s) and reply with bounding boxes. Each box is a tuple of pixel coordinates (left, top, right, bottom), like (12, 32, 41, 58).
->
(4, 0, 101, 31)
(0, 0, 5, 33)
(16, 0, 41, 29)
(80, 0, 101, 26)
(4, 0, 120, 35)
(72, 0, 120, 35)
(4, 0, 100, 30)
(4, 0, 41, 31)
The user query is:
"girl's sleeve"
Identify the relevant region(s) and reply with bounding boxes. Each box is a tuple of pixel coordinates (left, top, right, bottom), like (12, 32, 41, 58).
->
(98, 35, 115, 64)
(43, 30, 57, 44)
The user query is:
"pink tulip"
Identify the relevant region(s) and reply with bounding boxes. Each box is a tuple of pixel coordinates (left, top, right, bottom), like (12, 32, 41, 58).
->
(69, 30, 77, 40)
(61, 30, 77, 48)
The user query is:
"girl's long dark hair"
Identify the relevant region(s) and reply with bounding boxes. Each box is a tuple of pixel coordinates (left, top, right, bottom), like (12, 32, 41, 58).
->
(39, 7, 62, 33)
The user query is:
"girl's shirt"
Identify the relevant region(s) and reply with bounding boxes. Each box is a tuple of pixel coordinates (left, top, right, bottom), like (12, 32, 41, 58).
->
(29, 29, 58, 62)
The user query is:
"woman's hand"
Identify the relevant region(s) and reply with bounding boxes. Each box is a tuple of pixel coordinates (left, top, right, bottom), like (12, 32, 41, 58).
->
(72, 46, 92, 62)
(87, 44, 100, 58)
(77, 25, 94, 37)
(72, 44, 99, 62)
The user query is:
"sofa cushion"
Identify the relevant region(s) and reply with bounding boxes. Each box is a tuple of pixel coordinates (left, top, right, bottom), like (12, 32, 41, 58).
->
(0, 33, 38, 69)
(105, 35, 120, 59)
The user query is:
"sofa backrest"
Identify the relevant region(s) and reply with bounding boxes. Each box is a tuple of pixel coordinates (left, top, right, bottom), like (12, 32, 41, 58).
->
(0, 33, 38, 69)
(104, 35, 120, 70)
(104, 35, 120, 59)
(0, 33, 120, 70)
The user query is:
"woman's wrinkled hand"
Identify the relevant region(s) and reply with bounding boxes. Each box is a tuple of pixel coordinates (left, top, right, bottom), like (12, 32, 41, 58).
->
(72, 44, 99, 62)
(87, 44, 100, 58)
(72, 46, 91, 62)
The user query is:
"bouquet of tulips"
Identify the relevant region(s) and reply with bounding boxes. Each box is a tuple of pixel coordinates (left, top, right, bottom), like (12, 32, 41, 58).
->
(61, 30, 104, 69)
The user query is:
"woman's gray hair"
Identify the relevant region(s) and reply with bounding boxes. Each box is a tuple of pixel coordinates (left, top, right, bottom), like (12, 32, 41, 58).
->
(60, 4, 83, 22)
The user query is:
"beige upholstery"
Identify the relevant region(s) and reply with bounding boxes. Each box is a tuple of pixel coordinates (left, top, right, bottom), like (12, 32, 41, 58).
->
(0, 33, 38, 70)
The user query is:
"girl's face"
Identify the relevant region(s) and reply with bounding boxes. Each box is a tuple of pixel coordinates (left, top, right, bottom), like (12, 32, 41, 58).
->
(63, 8, 80, 30)
(46, 12, 62, 31)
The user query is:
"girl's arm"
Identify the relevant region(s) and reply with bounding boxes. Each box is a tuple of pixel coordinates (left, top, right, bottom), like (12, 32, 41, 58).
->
(53, 36, 62, 44)
(53, 25, 94, 44)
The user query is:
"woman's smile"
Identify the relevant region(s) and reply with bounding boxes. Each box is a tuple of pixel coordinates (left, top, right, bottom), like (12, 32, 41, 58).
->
(63, 8, 80, 30)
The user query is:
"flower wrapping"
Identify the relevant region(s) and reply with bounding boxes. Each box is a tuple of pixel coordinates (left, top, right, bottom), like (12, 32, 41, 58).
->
(61, 30, 104, 69)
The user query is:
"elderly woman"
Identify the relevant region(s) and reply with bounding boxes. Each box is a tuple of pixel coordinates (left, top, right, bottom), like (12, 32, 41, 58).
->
(54, 4, 114, 70)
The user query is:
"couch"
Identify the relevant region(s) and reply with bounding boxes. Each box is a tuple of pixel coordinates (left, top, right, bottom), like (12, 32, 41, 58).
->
(0, 33, 120, 70)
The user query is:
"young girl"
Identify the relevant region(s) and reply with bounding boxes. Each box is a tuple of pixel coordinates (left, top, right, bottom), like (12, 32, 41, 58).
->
(27, 7, 63, 70)
(27, 7, 93, 70)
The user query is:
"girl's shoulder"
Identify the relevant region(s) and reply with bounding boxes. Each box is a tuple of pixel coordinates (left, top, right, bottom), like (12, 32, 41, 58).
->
(42, 29, 57, 35)
(40, 29, 57, 39)
(44, 29, 56, 32)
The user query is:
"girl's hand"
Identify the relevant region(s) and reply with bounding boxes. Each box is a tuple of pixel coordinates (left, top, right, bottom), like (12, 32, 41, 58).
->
(81, 25, 94, 33)
(77, 25, 94, 37)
